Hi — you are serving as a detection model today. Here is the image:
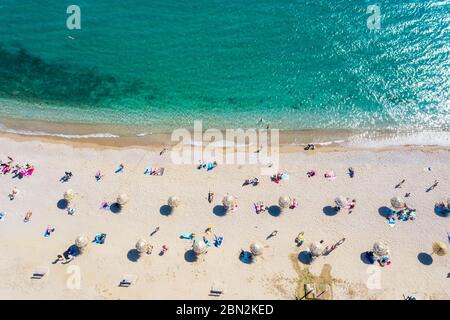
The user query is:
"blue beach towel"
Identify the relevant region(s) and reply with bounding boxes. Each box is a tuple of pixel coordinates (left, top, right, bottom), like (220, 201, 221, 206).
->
(214, 236, 223, 248)
(44, 227, 55, 237)
(180, 233, 194, 240)
(0, 212, 6, 220)
(388, 218, 396, 227)
(206, 162, 214, 171)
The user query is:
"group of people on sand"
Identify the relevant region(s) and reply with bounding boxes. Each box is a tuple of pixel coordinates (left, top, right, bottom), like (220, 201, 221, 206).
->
(0, 157, 35, 178)
(243, 177, 259, 186)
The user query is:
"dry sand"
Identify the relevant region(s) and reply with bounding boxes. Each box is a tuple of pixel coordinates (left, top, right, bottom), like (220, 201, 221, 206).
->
(0, 135, 448, 300)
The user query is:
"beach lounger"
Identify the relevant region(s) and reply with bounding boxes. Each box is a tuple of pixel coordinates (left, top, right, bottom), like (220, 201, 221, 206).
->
(304, 283, 316, 299)
(119, 274, 137, 287)
(31, 266, 49, 280)
(209, 281, 225, 297)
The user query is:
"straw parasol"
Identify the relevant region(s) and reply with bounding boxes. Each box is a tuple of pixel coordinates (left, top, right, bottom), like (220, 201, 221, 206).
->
(250, 242, 263, 256)
(373, 241, 390, 257)
(390, 196, 405, 209)
(192, 237, 207, 255)
(168, 196, 181, 211)
(431, 241, 448, 256)
(309, 242, 324, 257)
(135, 239, 148, 254)
(75, 235, 88, 250)
(335, 196, 348, 209)
(278, 195, 291, 212)
(117, 194, 129, 206)
(64, 189, 75, 204)
(222, 194, 236, 212)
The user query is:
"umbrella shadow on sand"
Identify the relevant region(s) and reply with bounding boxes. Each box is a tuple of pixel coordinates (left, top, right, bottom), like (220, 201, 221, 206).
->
(434, 207, 449, 218)
(378, 206, 393, 218)
(57, 199, 69, 210)
(268, 206, 281, 217)
(213, 205, 226, 217)
(184, 250, 198, 263)
(323, 206, 338, 216)
(417, 252, 433, 265)
(298, 251, 312, 265)
(127, 249, 140, 262)
(360, 252, 374, 265)
(160, 205, 172, 216)
(110, 203, 122, 214)
(239, 251, 253, 264)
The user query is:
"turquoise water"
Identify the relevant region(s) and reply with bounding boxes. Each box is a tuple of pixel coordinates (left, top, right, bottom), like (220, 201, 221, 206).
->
(0, 0, 449, 132)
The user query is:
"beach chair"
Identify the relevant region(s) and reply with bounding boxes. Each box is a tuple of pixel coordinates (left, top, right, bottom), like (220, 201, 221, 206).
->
(304, 283, 316, 299)
(119, 274, 137, 287)
(31, 266, 49, 280)
(209, 281, 225, 297)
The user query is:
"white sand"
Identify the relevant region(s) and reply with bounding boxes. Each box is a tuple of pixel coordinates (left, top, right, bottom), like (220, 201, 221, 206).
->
(0, 135, 448, 300)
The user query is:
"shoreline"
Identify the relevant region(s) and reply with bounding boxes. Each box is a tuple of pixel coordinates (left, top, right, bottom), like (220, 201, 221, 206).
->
(1, 116, 450, 152)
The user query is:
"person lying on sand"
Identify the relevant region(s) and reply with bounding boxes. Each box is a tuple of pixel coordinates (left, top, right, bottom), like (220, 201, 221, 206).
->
(8, 187, 19, 200)
(24, 211, 32, 222)
(395, 179, 406, 189)
(295, 232, 305, 246)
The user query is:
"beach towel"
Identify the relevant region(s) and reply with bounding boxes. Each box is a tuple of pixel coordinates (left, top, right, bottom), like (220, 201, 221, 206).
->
(281, 172, 289, 180)
(180, 233, 194, 240)
(214, 236, 223, 248)
(44, 226, 55, 237)
(206, 162, 214, 171)
(0, 212, 6, 221)
(144, 167, 152, 175)
(388, 218, 396, 227)
(93, 233, 106, 244)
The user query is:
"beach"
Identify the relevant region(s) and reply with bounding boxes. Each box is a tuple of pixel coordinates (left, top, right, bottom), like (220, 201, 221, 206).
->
(0, 134, 448, 300)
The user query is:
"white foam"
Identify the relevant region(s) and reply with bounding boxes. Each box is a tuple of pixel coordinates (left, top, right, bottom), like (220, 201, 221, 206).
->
(346, 130, 450, 148)
(0, 123, 120, 139)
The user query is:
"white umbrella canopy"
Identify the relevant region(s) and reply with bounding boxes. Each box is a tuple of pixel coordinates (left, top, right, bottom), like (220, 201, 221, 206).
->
(135, 239, 148, 254)
(373, 241, 390, 256)
(335, 196, 349, 209)
(250, 242, 263, 256)
(432, 241, 448, 257)
(64, 189, 75, 203)
(168, 196, 181, 208)
(278, 195, 291, 209)
(192, 238, 207, 255)
(222, 194, 236, 208)
(390, 196, 405, 209)
(309, 242, 324, 257)
(75, 235, 89, 249)
(117, 194, 129, 206)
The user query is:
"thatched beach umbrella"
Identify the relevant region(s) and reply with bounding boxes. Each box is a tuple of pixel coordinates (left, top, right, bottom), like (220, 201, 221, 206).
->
(309, 242, 324, 257)
(335, 196, 349, 209)
(192, 237, 207, 255)
(222, 194, 236, 213)
(168, 196, 181, 213)
(373, 241, 390, 257)
(117, 194, 129, 206)
(64, 189, 75, 204)
(390, 196, 405, 209)
(250, 242, 263, 256)
(75, 235, 88, 252)
(278, 195, 291, 213)
(135, 239, 148, 254)
(431, 241, 448, 257)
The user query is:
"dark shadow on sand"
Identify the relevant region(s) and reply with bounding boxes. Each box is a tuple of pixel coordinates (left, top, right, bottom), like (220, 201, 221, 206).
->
(417, 252, 433, 265)
(378, 206, 393, 218)
(360, 252, 374, 265)
(213, 205, 226, 217)
(268, 206, 281, 217)
(298, 251, 312, 265)
(239, 251, 253, 264)
(434, 207, 449, 218)
(57, 199, 68, 210)
(184, 250, 197, 263)
(160, 205, 172, 216)
(127, 249, 140, 262)
(110, 203, 122, 214)
(323, 206, 338, 216)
